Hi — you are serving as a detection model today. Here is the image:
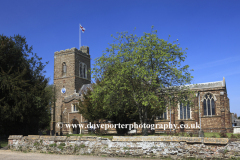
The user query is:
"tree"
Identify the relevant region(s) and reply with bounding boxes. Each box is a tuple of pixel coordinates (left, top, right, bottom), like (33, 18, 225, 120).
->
(91, 27, 193, 136)
(0, 35, 50, 136)
(78, 79, 139, 134)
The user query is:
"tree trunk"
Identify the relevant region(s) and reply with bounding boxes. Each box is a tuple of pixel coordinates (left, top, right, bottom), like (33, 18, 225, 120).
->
(142, 106, 148, 136)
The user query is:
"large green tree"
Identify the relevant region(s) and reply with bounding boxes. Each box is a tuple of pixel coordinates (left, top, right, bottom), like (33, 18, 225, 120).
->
(0, 35, 51, 136)
(78, 79, 139, 134)
(90, 27, 193, 136)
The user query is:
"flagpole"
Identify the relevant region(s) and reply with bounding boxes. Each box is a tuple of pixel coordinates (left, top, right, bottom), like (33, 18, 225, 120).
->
(79, 24, 81, 49)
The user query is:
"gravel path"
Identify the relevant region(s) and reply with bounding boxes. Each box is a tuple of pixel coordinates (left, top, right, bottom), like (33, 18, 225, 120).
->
(0, 150, 156, 160)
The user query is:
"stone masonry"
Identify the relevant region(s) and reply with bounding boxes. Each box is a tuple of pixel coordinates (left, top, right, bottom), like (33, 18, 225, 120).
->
(8, 135, 240, 159)
(51, 46, 91, 135)
(155, 78, 233, 133)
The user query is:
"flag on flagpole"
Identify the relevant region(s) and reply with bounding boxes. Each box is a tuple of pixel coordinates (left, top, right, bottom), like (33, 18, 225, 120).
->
(80, 24, 85, 33)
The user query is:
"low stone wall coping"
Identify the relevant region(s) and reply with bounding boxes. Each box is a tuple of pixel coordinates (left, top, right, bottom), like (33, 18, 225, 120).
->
(67, 136, 80, 141)
(54, 136, 67, 141)
(7, 135, 236, 159)
(7, 135, 229, 145)
(204, 137, 229, 144)
(27, 135, 40, 140)
(8, 135, 23, 140)
(81, 136, 97, 141)
(112, 136, 228, 144)
(40, 136, 55, 141)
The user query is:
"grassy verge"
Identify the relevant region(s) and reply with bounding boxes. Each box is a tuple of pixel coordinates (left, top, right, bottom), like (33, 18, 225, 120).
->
(0, 139, 8, 148)
(66, 132, 240, 139)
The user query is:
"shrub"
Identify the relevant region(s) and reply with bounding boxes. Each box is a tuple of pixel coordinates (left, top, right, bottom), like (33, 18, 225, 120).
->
(219, 132, 227, 138)
(174, 133, 179, 136)
(212, 134, 216, 138)
(231, 134, 236, 139)
(189, 133, 193, 137)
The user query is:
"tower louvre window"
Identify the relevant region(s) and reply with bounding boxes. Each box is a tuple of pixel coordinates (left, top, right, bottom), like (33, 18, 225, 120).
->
(79, 63, 83, 77)
(62, 62, 67, 76)
(83, 64, 87, 78)
(79, 62, 87, 79)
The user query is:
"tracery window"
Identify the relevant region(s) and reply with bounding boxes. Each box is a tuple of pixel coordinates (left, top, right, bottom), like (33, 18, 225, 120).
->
(203, 93, 215, 116)
(179, 103, 190, 119)
(79, 63, 83, 77)
(62, 62, 67, 76)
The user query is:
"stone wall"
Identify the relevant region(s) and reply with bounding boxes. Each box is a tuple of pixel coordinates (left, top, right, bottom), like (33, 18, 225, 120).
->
(8, 135, 240, 159)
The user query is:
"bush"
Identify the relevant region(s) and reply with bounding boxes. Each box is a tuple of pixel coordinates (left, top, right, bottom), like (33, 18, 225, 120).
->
(231, 134, 236, 139)
(174, 133, 179, 136)
(219, 132, 227, 138)
(212, 134, 216, 138)
(189, 133, 193, 137)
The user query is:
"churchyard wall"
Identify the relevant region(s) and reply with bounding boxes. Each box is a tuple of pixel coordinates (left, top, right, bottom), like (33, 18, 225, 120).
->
(8, 135, 240, 159)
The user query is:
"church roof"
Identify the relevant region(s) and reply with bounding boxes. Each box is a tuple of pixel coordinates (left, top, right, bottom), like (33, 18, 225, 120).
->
(186, 77, 226, 90)
(79, 84, 93, 95)
(78, 77, 226, 96)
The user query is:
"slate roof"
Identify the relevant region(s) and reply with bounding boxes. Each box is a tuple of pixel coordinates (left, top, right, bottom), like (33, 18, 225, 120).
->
(79, 84, 93, 95)
(186, 77, 226, 89)
(78, 78, 226, 96)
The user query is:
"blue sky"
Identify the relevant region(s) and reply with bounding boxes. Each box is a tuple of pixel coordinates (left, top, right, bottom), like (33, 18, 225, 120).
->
(1, 0, 240, 115)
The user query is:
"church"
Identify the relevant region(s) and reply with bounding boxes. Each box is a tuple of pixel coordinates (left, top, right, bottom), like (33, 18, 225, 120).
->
(51, 46, 233, 135)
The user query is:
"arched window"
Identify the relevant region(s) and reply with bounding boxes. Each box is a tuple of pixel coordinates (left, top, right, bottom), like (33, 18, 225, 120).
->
(72, 104, 78, 112)
(83, 64, 87, 78)
(62, 62, 67, 76)
(203, 93, 215, 116)
(159, 110, 167, 120)
(79, 63, 83, 77)
(179, 102, 190, 119)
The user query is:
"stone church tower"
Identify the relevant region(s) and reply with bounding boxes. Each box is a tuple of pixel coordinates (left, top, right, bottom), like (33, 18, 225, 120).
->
(51, 46, 91, 135)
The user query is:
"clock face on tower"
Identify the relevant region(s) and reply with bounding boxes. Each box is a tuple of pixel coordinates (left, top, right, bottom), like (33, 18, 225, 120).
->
(61, 88, 66, 94)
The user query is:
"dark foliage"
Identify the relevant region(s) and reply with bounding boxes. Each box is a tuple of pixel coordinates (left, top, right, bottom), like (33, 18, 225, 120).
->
(219, 131, 227, 138)
(0, 35, 51, 136)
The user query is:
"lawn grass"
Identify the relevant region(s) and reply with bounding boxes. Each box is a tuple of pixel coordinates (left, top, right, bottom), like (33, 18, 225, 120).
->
(66, 132, 240, 139)
(0, 139, 8, 148)
(159, 132, 240, 138)
(204, 132, 240, 138)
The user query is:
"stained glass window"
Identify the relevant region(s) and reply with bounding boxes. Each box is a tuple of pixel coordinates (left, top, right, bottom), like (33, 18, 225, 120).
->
(203, 93, 215, 116)
(179, 103, 190, 119)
